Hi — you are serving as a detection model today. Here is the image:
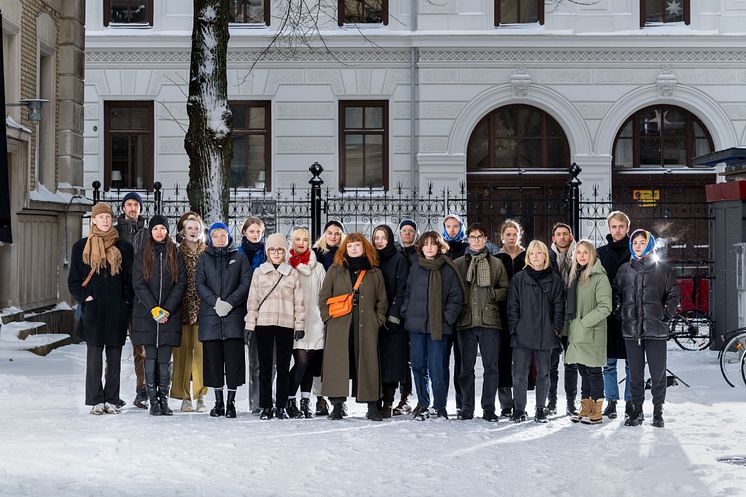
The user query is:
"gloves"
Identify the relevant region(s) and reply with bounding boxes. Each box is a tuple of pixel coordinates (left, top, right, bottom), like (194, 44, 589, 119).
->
(214, 297, 233, 318)
(294, 329, 305, 341)
(151, 306, 170, 323)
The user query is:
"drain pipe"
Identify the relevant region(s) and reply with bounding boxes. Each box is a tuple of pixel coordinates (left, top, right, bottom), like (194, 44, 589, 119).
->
(410, 0, 418, 192)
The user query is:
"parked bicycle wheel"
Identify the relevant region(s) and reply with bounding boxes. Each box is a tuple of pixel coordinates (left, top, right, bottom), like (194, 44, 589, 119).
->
(719, 330, 746, 387)
(669, 310, 713, 351)
(741, 349, 746, 387)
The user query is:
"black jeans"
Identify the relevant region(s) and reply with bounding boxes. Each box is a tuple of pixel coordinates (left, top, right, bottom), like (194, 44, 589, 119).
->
(549, 337, 578, 403)
(458, 327, 500, 413)
(625, 338, 667, 405)
(203, 339, 246, 390)
(256, 326, 294, 409)
(85, 344, 122, 405)
(512, 347, 551, 413)
(445, 334, 463, 409)
(576, 364, 604, 400)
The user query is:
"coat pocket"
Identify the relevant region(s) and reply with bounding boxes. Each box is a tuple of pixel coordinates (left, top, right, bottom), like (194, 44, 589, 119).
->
(482, 303, 500, 327)
(569, 319, 594, 345)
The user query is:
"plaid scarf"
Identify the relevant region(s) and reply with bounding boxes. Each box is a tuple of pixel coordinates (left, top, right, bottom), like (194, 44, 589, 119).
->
(466, 251, 491, 288)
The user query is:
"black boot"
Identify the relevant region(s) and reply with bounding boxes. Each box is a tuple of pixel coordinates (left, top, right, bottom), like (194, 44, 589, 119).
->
(210, 389, 225, 417)
(328, 402, 344, 420)
(315, 396, 329, 416)
(225, 390, 237, 418)
(287, 398, 302, 419)
(603, 400, 618, 419)
(144, 359, 160, 416)
(367, 402, 383, 421)
(624, 400, 634, 421)
(259, 407, 273, 420)
(652, 404, 664, 428)
(566, 400, 578, 417)
(157, 362, 173, 416)
(624, 403, 644, 427)
(133, 388, 148, 409)
(300, 397, 314, 418)
(546, 397, 557, 416)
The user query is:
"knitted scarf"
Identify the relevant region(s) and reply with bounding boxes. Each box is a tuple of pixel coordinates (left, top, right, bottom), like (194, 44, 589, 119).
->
(419, 254, 463, 340)
(288, 248, 311, 269)
(83, 225, 122, 275)
(466, 249, 491, 288)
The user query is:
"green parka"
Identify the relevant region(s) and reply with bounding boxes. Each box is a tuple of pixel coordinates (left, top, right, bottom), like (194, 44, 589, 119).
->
(563, 259, 612, 368)
(454, 252, 509, 330)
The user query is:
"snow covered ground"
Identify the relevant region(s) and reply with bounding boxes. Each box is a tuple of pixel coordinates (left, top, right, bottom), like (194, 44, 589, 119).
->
(0, 342, 744, 497)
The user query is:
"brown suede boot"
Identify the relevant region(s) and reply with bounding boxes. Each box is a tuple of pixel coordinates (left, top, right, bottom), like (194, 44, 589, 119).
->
(572, 398, 593, 423)
(582, 399, 604, 425)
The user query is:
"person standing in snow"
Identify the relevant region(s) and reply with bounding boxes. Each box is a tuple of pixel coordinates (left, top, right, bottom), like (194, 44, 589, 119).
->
(115, 191, 148, 409)
(68, 202, 134, 415)
(286, 228, 326, 419)
(319, 233, 388, 421)
(237, 216, 267, 415)
(614, 229, 679, 428)
(196, 222, 252, 419)
(132, 215, 187, 416)
(563, 240, 612, 425)
(171, 212, 208, 412)
(507, 240, 565, 423)
(393, 219, 418, 414)
(401, 231, 464, 421)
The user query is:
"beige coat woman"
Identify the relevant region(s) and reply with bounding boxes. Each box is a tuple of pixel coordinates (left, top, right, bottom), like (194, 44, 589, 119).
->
(319, 264, 387, 401)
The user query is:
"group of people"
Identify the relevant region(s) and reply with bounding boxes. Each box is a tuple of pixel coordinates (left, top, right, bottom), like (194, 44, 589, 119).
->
(68, 192, 679, 428)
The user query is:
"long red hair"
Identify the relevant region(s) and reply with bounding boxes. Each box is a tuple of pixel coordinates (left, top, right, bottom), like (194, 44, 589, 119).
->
(333, 232, 379, 268)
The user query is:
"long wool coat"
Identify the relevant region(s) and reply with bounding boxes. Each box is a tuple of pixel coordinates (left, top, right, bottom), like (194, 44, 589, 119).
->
(563, 260, 613, 368)
(291, 250, 326, 350)
(319, 264, 388, 401)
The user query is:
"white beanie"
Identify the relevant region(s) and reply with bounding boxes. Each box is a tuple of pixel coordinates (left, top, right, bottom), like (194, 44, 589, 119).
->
(265, 233, 287, 256)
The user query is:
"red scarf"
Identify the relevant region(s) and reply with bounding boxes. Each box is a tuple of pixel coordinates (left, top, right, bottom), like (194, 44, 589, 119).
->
(289, 249, 311, 269)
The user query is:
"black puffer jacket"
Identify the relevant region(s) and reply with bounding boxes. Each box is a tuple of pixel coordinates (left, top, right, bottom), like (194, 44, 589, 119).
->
(115, 214, 147, 253)
(507, 268, 565, 351)
(401, 258, 464, 336)
(613, 257, 680, 341)
(597, 234, 631, 358)
(195, 245, 252, 342)
(132, 241, 187, 347)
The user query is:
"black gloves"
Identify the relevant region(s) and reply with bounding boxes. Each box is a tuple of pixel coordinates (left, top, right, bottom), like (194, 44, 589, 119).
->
(294, 329, 305, 341)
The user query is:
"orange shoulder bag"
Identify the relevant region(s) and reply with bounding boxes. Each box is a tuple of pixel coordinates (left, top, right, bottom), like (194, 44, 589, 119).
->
(326, 270, 366, 319)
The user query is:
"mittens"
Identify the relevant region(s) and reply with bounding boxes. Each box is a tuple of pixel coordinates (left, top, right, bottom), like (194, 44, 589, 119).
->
(214, 297, 233, 318)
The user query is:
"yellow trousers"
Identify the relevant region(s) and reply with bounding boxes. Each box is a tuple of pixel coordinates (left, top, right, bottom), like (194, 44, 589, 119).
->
(171, 323, 208, 400)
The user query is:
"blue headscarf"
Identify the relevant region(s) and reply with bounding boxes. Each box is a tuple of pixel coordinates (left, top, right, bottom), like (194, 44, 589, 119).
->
(629, 229, 656, 260)
(208, 221, 232, 246)
(442, 213, 466, 242)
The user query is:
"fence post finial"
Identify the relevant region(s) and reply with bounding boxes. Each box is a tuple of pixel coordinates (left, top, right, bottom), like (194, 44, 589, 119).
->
(92, 181, 101, 205)
(568, 163, 582, 238)
(154, 181, 163, 215)
(309, 162, 324, 241)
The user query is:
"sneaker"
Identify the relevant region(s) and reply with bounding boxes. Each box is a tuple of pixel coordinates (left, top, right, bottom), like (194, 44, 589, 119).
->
(393, 399, 412, 416)
(482, 410, 498, 422)
(500, 408, 513, 418)
(457, 410, 474, 420)
(412, 405, 430, 421)
(181, 399, 193, 413)
(195, 398, 206, 412)
(435, 408, 449, 420)
(510, 410, 527, 423)
(103, 402, 121, 414)
(534, 408, 548, 424)
(90, 403, 105, 415)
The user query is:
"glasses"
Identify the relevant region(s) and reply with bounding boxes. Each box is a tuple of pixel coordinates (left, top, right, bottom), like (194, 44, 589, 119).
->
(468, 235, 485, 241)
(268, 248, 285, 254)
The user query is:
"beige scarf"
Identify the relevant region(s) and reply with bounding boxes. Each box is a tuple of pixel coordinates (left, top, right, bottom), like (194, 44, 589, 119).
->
(83, 225, 122, 275)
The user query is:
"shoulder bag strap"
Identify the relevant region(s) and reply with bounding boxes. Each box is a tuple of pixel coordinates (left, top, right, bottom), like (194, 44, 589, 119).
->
(352, 270, 366, 293)
(258, 274, 284, 311)
(81, 268, 96, 288)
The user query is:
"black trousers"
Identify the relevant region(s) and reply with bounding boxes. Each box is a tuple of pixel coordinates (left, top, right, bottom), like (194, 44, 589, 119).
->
(202, 339, 246, 390)
(549, 337, 578, 403)
(445, 334, 463, 409)
(143, 344, 173, 363)
(458, 327, 500, 413)
(625, 338, 668, 405)
(512, 347, 551, 412)
(256, 326, 294, 409)
(85, 344, 122, 406)
(576, 364, 604, 400)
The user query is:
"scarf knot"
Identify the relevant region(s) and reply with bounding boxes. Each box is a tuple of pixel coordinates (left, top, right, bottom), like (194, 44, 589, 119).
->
(83, 225, 122, 276)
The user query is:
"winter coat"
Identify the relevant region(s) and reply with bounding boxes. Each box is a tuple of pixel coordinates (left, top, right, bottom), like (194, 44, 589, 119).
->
(290, 250, 326, 350)
(313, 246, 338, 271)
(397, 244, 418, 266)
(319, 264, 388, 401)
(507, 269, 565, 351)
(178, 241, 206, 325)
(549, 241, 577, 285)
(245, 262, 305, 332)
(68, 237, 134, 347)
(446, 239, 467, 260)
(237, 238, 266, 271)
(195, 245, 252, 342)
(563, 260, 613, 367)
(115, 214, 147, 253)
(454, 251, 510, 330)
(401, 258, 464, 337)
(597, 235, 631, 358)
(132, 242, 187, 347)
(496, 249, 526, 280)
(378, 250, 410, 383)
(613, 257, 680, 341)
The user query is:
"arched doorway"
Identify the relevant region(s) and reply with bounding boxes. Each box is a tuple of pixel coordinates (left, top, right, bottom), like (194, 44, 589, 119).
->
(466, 104, 572, 245)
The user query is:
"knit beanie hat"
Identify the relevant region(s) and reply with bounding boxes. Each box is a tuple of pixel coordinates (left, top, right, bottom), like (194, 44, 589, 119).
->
(121, 192, 143, 210)
(265, 233, 288, 257)
(629, 229, 656, 260)
(208, 222, 231, 245)
(148, 215, 169, 232)
(91, 202, 113, 218)
(398, 219, 418, 232)
(323, 220, 346, 234)
(177, 211, 202, 233)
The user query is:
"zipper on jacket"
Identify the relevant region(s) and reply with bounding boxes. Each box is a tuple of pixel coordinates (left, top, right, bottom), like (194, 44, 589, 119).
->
(157, 251, 163, 347)
(219, 251, 224, 340)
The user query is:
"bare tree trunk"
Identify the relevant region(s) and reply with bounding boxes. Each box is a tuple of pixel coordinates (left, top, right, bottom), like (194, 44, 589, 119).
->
(185, 0, 232, 223)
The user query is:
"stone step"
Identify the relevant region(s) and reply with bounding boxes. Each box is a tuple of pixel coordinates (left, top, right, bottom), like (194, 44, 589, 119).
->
(28, 335, 76, 357)
(0, 324, 73, 356)
(0, 307, 25, 325)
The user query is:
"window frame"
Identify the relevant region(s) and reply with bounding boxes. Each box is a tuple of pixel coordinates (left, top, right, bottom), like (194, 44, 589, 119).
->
(640, 0, 690, 26)
(228, 0, 271, 26)
(103, 101, 155, 191)
(612, 105, 713, 169)
(495, 0, 544, 26)
(104, 0, 154, 27)
(227, 100, 272, 191)
(338, 0, 389, 26)
(338, 100, 389, 191)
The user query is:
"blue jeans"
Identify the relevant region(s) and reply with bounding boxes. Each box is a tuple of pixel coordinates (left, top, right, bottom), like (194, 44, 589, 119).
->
(602, 358, 631, 401)
(409, 332, 448, 411)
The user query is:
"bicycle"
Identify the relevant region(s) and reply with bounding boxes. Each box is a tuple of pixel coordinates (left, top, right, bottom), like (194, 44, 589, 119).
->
(668, 309, 713, 351)
(741, 348, 746, 387)
(718, 328, 746, 387)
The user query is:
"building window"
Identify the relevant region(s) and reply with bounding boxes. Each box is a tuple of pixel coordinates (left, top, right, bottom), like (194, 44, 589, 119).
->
(339, 101, 388, 190)
(641, 0, 690, 26)
(229, 0, 270, 25)
(104, 0, 153, 26)
(495, 0, 544, 26)
(467, 105, 569, 171)
(104, 101, 154, 191)
(229, 101, 271, 190)
(338, 0, 388, 26)
(613, 105, 713, 168)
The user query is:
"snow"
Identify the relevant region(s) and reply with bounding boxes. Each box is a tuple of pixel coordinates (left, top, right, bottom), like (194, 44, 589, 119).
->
(5, 115, 32, 134)
(0, 306, 23, 316)
(29, 184, 93, 205)
(0, 342, 744, 496)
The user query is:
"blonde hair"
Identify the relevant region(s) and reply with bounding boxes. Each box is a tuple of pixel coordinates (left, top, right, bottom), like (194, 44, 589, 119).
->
(312, 225, 346, 253)
(524, 240, 550, 270)
(568, 240, 598, 287)
(290, 227, 311, 251)
(500, 219, 523, 247)
(607, 211, 630, 228)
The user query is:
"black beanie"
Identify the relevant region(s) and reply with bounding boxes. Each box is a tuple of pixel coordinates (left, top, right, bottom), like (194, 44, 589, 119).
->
(398, 219, 417, 231)
(121, 191, 143, 210)
(323, 220, 346, 234)
(149, 215, 169, 232)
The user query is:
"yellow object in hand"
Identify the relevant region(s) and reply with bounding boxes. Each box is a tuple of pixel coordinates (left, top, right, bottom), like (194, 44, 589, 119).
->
(151, 306, 170, 321)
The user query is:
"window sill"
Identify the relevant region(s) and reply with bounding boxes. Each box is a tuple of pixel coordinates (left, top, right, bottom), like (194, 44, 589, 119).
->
(340, 23, 387, 30)
(495, 22, 543, 29)
(229, 23, 269, 29)
(106, 23, 153, 29)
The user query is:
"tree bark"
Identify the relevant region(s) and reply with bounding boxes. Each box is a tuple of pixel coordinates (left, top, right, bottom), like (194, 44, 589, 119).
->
(185, 0, 232, 223)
